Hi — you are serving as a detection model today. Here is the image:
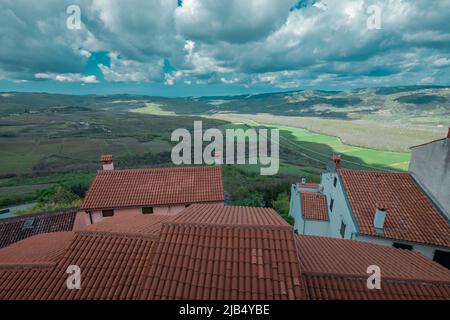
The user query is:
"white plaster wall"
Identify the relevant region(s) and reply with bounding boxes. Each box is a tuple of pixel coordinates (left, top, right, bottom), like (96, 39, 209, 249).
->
(289, 184, 304, 233)
(321, 171, 358, 239)
(356, 235, 450, 259)
(409, 139, 450, 219)
(303, 220, 330, 236)
(88, 201, 223, 224)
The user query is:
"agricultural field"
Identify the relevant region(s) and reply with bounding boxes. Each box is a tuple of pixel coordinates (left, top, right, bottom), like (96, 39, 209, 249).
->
(220, 120, 410, 171)
(208, 113, 445, 152)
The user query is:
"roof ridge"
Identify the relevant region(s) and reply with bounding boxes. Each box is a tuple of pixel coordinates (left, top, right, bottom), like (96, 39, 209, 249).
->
(75, 230, 158, 240)
(163, 221, 294, 231)
(97, 165, 219, 173)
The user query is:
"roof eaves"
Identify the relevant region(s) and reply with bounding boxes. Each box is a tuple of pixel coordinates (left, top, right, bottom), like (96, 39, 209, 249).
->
(81, 199, 224, 211)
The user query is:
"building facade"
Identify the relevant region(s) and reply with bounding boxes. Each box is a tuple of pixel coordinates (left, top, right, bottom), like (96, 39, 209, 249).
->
(290, 144, 450, 268)
(79, 155, 225, 227)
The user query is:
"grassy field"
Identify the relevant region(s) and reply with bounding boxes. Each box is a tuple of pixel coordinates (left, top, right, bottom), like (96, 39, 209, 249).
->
(208, 113, 445, 152)
(209, 115, 411, 171)
(266, 124, 410, 171)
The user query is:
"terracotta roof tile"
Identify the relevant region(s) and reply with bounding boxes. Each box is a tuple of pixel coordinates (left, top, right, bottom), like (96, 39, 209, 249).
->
(295, 235, 450, 282)
(302, 274, 450, 300)
(0, 232, 156, 300)
(295, 235, 450, 300)
(1, 205, 449, 300)
(140, 223, 304, 300)
(0, 232, 74, 265)
(0, 208, 77, 249)
(297, 183, 320, 189)
(338, 169, 450, 247)
(173, 204, 290, 226)
(101, 154, 113, 162)
(84, 214, 174, 238)
(81, 166, 224, 210)
(301, 192, 328, 221)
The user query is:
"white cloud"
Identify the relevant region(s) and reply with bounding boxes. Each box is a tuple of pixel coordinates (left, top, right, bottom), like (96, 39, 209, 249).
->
(35, 73, 98, 83)
(433, 58, 450, 67)
(98, 52, 163, 82)
(419, 76, 435, 84)
(1, 0, 450, 88)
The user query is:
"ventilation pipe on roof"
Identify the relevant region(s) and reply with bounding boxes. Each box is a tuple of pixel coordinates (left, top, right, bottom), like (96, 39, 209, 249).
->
(101, 154, 114, 171)
(374, 205, 387, 233)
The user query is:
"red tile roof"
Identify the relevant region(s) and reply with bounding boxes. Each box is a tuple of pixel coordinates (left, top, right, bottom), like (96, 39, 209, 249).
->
(16, 232, 154, 300)
(302, 274, 450, 300)
(296, 235, 450, 300)
(0, 208, 78, 249)
(81, 166, 224, 210)
(1, 205, 449, 300)
(296, 235, 450, 282)
(174, 204, 290, 226)
(0, 232, 73, 265)
(301, 192, 328, 221)
(338, 169, 450, 247)
(140, 223, 303, 300)
(297, 183, 320, 189)
(84, 214, 173, 238)
(100, 154, 113, 162)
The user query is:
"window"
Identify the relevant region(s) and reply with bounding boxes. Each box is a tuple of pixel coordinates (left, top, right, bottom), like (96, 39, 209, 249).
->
(102, 209, 114, 217)
(433, 250, 450, 269)
(330, 198, 334, 212)
(339, 221, 346, 238)
(142, 207, 154, 214)
(392, 243, 413, 251)
(333, 177, 337, 187)
(22, 218, 35, 229)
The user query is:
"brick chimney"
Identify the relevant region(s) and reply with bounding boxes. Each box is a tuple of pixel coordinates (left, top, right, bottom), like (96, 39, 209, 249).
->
(332, 153, 342, 169)
(101, 154, 114, 171)
(447, 127, 450, 139)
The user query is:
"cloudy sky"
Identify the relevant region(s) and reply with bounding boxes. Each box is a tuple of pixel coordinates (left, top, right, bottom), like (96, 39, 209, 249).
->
(1, 0, 449, 96)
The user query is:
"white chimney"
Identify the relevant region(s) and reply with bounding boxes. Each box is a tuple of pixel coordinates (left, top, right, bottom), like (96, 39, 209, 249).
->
(301, 177, 307, 184)
(374, 205, 387, 232)
(101, 154, 114, 170)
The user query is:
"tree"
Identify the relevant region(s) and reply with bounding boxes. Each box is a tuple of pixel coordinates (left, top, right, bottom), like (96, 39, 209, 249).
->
(272, 192, 295, 226)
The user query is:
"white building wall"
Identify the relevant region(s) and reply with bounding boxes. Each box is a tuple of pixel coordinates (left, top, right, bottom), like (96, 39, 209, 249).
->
(289, 184, 331, 236)
(289, 184, 304, 233)
(409, 138, 450, 219)
(320, 171, 358, 239)
(356, 235, 450, 259)
(303, 220, 330, 236)
(86, 201, 223, 225)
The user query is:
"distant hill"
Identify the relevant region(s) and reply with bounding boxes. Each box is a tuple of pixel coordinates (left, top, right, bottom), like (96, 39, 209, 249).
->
(1, 85, 449, 126)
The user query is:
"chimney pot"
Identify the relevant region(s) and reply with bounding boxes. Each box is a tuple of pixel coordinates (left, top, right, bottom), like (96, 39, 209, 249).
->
(332, 153, 342, 168)
(101, 154, 114, 170)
